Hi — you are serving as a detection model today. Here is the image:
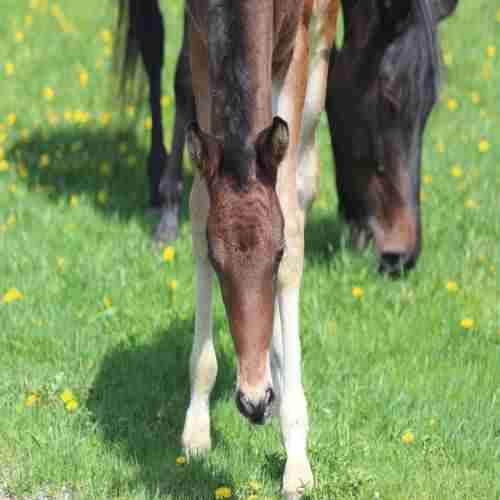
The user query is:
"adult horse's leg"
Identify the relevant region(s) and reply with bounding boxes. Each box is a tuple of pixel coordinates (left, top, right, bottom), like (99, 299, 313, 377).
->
(125, 0, 167, 210)
(181, 26, 216, 457)
(155, 12, 195, 243)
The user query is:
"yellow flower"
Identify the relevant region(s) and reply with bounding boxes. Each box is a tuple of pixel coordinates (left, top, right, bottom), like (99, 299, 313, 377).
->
(478, 139, 490, 153)
(100, 112, 112, 126)
(8, 183, 17, 193)
(486, 45, 496, 58)
(65, 399, 79, 412)
(57, 257, 65, 272)
(97, 190, 109, 205)
(7, 113, 17, 126)
(352, 287, 364, 299)
(443, 51, 453, 66)
(163, 246, 175, 262)
(460, 318, 474, 330)
(248, 480, 263, 493)
(99, 161, 111, 177)
(144, 117, 153, 130)
(175, 456, 187, 465)
(25, 392, 41, 407)
(447, 98, 458, 111)
(69, 194, 79, 208)
(161, 95, 171, 107)
(470, 92, 480, 105)
(446, 281, 459, 292)
(25, 14, 34, 27)
(401, 430, 415, 445)
(79, 70, 89, 87)
(464, 199, 479, 209)
(169, 279, 178, 291)
(215, 486, 232, 499)
(15, 31, 25, 43)
(7, 214, 16, 226)
(103, 296, 113, 309)
(40, 153, 50, 168)
(423, 175, 432, 185)
(42, 87, 55, 101)
(100, 29, 113, 44)
(4, 63, 15, 76)
(63, 109, 74, 122)
(450, 165, 462, 178)
(60, 389, 75, 403)
(0, 160, 9, 172)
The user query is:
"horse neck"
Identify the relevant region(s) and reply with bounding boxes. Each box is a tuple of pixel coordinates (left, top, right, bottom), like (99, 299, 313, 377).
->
(208, 1, 274, 143)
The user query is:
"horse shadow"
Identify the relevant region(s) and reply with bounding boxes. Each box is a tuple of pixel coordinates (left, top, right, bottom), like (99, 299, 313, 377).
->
(7, 127, 193, 238)
(87, 316, 238, 499)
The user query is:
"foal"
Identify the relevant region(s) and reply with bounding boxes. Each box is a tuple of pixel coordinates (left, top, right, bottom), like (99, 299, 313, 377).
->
(181, 1, 339, 498)
(325, 0, 457, 275)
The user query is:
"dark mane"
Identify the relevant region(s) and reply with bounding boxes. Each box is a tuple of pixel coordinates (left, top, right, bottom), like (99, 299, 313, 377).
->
(208, 1, 255, 186)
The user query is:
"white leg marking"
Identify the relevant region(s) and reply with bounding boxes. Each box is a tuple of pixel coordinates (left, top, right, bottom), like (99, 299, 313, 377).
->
(278, 287, 313, 499)
(182, 256, 217, 457)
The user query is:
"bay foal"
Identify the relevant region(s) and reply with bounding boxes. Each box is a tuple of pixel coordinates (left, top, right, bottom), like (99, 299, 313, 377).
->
(181, 1, 339, 498)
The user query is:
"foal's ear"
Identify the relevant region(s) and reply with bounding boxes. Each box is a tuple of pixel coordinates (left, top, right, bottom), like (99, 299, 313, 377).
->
(256, 116, 289, 178)
(186, 121, 220, 182)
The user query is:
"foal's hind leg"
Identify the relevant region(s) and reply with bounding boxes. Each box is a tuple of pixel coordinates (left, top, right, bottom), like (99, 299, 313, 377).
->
(155, 12, 195, 243)
(131, 0, 167, 210)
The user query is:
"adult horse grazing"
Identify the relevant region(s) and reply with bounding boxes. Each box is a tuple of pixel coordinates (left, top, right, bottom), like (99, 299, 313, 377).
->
(325, 0, 458, 275)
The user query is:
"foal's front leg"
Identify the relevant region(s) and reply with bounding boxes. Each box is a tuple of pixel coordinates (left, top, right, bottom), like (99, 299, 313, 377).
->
(181, 255, 217, 456)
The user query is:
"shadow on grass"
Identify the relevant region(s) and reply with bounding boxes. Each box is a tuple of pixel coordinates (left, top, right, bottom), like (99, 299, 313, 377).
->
(87, 316, 238, 499)
(7, 127, 192, 238)
(304, 211, 346, 264)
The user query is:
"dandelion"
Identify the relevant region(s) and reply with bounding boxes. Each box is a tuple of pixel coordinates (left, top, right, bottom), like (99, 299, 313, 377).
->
(69, 194, 79, 208)
(447, 98, 458, 111)
(446, 281, 459, 292)
(8, 183, 17, 193)
(443, 51, 453, 66)
(15, 31, 25, 43)
(100, 29, 113, 44)
(423, 175, 433, 185)
(163, 246, 175, 262)
(2, 288, 24, 304)
(60, 389, 75, 403)
(144, 117, 153, 130)
(25, 392, 41, 407)
(214, 486, 232, 499)
(175, 456, 187, 465)
(464, 199, 479, 209)
(25, 14, 34, 27)
(7, 113, 17, 126)
(0, 160, 9, 172)
(103, 296, 113, 309)
(401, 430, 415, 445)
(450, 165, 462, 178)
(460, 318, 474, 330)
(40, 153, 50, 168)
(99, 161, 111, 177)
(486, 45, 496, 58)
(161, 95, 171, 107)
(79, 70, 89, 87)
(4, 63, 15, 76)
(97, 190, 109, 205)
(470, 91, 480, 105)
(42, 87, 55, 100)
(168, 279, 178, 292)
(352, 287, 364, 299)
(248, 480, 263, 493)
(65, 399, 78, 412)
(478, 139, 490, 153)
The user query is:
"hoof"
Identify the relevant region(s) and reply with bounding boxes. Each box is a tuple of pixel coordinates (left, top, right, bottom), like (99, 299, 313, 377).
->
(282, 458, 314, 500)
(182, 432, 211, 459)
(153, 205, 180, 244)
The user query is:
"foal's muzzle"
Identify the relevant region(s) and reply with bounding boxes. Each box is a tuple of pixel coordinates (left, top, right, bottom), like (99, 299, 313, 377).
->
(236, 387, 275, 425)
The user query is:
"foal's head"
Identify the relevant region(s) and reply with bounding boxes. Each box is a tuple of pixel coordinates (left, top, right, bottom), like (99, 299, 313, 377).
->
(329, 0, 446, 274)
(188, 118, 289, 424)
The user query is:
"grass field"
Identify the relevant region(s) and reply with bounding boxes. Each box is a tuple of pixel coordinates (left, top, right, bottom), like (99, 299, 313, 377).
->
(1, 1, 499, 499)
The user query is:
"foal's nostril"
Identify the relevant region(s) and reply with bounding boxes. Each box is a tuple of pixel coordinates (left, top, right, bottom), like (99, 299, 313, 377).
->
(235, 387, 275, 425)
(379, 252, 416, 277)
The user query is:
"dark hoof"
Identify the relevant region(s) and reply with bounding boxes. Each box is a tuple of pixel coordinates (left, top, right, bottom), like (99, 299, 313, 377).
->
(153, 205, 180, 244)
(378, 252, 416, 277)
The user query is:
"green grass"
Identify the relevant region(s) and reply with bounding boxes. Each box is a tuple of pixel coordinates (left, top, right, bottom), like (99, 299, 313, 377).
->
(1, 1, 499, 499)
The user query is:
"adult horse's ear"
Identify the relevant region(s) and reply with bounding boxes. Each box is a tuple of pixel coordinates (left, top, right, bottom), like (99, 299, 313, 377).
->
(256, 116, 289, 179)
(186, 121, 220, 182)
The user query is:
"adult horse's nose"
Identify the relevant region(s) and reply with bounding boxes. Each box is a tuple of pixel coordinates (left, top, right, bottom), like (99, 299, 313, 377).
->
(236, 387, 275, 425)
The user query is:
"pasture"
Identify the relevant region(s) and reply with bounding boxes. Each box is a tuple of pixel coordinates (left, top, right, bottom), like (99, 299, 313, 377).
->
(0, 0, 499, 498)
